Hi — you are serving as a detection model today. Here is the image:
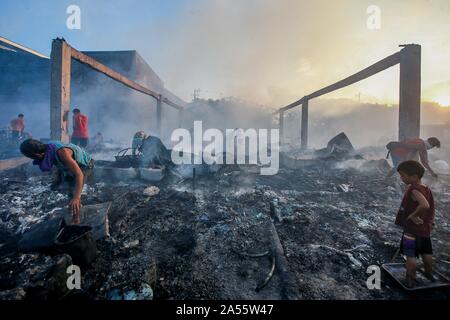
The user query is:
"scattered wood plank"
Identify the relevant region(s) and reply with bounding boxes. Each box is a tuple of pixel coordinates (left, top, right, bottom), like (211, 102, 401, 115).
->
(0, 157, 31, 171)
(268, 219, 301, 299)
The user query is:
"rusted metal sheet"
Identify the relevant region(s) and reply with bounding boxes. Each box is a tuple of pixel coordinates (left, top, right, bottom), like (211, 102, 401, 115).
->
(0, 35, 49, 59)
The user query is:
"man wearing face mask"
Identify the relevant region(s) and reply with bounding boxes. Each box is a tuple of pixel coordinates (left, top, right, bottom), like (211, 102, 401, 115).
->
(19, 139, 94, 224)
(386, 137, 441, 179)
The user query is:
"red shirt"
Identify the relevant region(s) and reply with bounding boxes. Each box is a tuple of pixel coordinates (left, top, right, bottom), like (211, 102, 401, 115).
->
(391, 139, 421, 156)
(10, 118, 24, 131)
(391, 138, 429, 165)
(73, 114, 89, 138)
(395, 183, 435, 237)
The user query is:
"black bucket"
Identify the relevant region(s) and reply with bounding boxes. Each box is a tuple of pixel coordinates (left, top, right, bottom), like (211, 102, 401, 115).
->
(18, 218, 66, 254)
(55, 225, 97, 268)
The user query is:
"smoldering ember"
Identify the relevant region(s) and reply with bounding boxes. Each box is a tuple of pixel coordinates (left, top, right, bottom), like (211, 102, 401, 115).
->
(1, 9, 450, 301)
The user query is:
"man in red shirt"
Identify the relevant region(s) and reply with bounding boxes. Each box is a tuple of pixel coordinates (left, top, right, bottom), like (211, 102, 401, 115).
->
(10, 114, 25, 140)
(71, 108, 89, 148)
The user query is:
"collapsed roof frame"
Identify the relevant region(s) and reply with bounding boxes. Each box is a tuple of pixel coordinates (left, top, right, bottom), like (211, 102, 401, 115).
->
(275, 44, 421, 149)
(50, 38, 184, 142)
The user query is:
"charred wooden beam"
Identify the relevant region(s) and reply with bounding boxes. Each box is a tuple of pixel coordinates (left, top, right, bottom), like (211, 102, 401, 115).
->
(178, 108, 184, 128)
(307, 52, 401, 100)
(71, 47, 184, 111)
(50, 39, 185, 143)
(301, 100, 309, 149)
(70, 47, 162, 101)
(268, 220, 301, 300)
(276, 51, 401, 114)
(161, 97, 183, 111)
(399, 44, 421, 140)
(279, 111, 285, 145)
(50, 39, 71, 142)
(276, 97, 305, 114)
(156, 98, 162, 137)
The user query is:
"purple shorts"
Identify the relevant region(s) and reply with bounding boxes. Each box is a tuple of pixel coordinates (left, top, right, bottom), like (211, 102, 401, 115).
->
(400, 234, 433, 258)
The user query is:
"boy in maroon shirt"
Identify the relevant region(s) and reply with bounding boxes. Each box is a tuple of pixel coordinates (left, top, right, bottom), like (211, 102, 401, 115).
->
(395, 160, 435, 288)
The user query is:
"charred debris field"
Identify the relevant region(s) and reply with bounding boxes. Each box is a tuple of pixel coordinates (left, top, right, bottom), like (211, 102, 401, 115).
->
(1, 154, 450, 300)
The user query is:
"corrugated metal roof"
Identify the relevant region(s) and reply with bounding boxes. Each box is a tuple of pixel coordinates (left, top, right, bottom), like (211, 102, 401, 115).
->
(0, 36, 49, 59)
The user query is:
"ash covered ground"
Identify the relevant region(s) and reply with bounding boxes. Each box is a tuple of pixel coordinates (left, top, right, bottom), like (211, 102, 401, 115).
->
(1, 152, 450, 300)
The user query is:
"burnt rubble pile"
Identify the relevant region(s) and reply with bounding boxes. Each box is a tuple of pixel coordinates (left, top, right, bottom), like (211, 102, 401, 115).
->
(1, 153, 450, 300)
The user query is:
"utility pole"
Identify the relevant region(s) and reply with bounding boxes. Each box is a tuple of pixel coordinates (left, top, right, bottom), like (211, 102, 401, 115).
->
(192, 88, 201, 101)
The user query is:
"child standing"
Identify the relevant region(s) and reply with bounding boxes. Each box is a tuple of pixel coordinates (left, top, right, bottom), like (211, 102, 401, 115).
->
(395, 160, 435, 288)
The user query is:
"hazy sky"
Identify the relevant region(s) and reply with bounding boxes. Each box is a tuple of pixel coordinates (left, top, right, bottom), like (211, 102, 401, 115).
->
(1, 0, 449, 107)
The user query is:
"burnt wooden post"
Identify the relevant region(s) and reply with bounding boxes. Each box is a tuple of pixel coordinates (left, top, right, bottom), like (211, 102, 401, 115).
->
(156, 97, 162, 137)
(178, 109, 183, 128)
(399, 44, 421, 140)
(50, 39, 71, 142)
(279, 111, 285, 146)
(301, 100, 309, 149)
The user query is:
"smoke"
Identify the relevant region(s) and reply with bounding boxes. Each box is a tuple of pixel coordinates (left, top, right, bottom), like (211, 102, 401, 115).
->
(0, 100, 50, 140)
(0, 52, 180, 149)
(283, 99, 450, 149)
(148, 0, 448, 107)
(0, 77, 50, 140)
(160, 0, 361, 106)
(183, 97, 273, 131)
(2, 0, 450, 152)
(70, 71, 159, 146)
(282, 99, 398, 149)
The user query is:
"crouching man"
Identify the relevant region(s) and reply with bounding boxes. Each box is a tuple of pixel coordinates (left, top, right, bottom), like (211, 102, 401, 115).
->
(132, 131, 148, 156)
(20, 139, 94, 224)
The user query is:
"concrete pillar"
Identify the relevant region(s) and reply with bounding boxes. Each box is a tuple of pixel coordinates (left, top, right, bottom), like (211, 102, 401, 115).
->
(279, 111, 285, 145)
(399, 44, 421, 140)
(301, 100, 309, 149)
(50, 39, 71, 142)
(156, 97, 162, 137)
